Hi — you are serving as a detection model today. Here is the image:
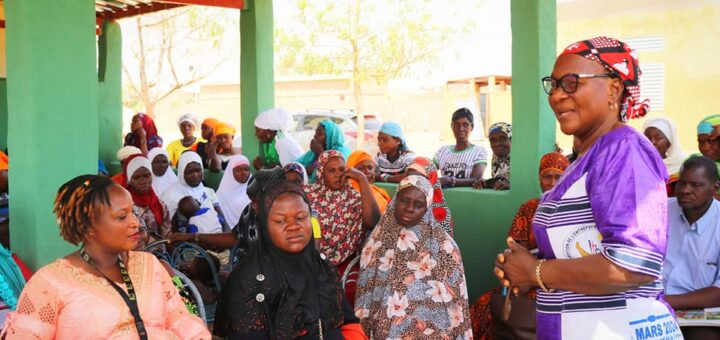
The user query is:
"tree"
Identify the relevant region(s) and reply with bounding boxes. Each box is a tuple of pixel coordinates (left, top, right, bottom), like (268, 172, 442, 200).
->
(275, 0, 466, 147)
(121, 6, 238, 118)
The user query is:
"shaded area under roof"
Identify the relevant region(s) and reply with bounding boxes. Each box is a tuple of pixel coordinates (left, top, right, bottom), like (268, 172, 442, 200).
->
(95, 0, 243, 20)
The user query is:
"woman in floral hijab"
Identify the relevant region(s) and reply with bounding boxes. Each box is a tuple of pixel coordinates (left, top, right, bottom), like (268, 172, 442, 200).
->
(304, 150, 381, 267)
(406, 157, 454, 236)
(355, 175, 472, 339)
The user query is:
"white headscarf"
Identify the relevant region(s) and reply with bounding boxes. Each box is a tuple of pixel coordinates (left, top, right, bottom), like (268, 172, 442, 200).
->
(254, 108, 294, 131)
(254, 108, 305, 165)
(148, 148, 177, 196)
(161, 151, 210, 217)
(177, 113, 199, 127)
(126, 156, 152, 181)
(643, 116, 686, 175)
(117, 146, 142, 161)
(217, 155, 252, 228)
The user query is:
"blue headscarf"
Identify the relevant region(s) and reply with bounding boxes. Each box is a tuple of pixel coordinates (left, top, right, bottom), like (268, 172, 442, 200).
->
(379, 122, 408, 151)
(97, 160, 109, 176)
(697, 114, 720, 135)
(296, 120, 351, 180)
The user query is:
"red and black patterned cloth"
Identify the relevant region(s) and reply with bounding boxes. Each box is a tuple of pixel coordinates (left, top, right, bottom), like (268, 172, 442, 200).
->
(561, 36, 650, 121)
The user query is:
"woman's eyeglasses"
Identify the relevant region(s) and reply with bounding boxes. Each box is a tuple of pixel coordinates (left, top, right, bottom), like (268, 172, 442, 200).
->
(541, 73, 615, 95)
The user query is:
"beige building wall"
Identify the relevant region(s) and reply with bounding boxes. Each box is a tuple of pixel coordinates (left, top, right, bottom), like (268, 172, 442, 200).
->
(557, 0, 720, 154)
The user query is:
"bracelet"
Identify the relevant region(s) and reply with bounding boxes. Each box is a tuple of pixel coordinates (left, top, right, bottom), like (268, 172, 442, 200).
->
(535, 259, 554, 292)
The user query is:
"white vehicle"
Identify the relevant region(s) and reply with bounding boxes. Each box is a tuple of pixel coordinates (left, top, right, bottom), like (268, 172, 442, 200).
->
(289, 110, 379, 155)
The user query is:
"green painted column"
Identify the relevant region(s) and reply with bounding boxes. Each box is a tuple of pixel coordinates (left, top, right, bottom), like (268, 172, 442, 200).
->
(97, 20, 123, 166)
(240, 0, 274, 167)
(429, 0, 557, 300)
(0, 79, 7, 151)
(509, 0, 557, 199)
(6, 0, 98, 269)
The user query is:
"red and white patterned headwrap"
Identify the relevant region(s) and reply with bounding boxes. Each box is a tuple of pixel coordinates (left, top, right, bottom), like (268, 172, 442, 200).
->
(561, 36, 650, 122)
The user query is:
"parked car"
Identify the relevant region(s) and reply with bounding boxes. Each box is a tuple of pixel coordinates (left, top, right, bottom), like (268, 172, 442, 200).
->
(289, 110, 378, 155)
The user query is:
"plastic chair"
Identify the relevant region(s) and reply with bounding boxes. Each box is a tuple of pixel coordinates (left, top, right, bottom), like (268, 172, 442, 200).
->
(341, 255, 361, 288)
(143, 239, 174, 267)
(229, 243, 243, 270)
(171, 268, 207, 325)
(171, 242, 222, 293)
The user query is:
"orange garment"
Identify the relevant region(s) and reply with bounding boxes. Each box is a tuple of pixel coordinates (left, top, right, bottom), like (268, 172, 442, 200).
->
(346, 150, 391, 213)
(341, 323, 369, 340)
(110, 172, 126, 187)
(0, 152, 8, 171)
(3, 251, 210, 339)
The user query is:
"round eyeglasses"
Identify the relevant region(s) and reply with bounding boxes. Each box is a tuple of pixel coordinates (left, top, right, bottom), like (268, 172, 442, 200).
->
(541, 73, 616, 95)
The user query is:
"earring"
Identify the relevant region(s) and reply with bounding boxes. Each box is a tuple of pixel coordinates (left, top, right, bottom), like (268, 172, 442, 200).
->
(609, 101, 618, 112)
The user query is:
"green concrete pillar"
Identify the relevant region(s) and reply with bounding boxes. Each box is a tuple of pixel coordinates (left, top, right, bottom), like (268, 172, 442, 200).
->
(6, 0, 98, 269)
(240, 0, 274, 167)
(509, 0, 557, 199)
(97, 20, 123, 166)
(450, 0, 556, 300)
(0, 79, 7, 151)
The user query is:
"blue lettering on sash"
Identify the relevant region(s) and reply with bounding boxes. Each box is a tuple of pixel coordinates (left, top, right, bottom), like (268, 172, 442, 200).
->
(631, 313, 681, 340)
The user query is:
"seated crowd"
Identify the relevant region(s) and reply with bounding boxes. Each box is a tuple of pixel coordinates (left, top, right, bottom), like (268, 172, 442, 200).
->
(1, 36, 720, 339)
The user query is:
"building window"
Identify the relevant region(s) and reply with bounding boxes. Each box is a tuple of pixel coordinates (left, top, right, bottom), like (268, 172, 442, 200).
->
(640, 63, 664, 112)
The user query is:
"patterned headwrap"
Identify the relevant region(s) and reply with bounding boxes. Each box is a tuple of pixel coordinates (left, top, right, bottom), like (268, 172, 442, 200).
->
(488, 122, 512, 138)
(539, 152, 570, 176)
(561, 36, 649, 122)
(315, 150, 345, 184)
(408, 157, 453, 235)
(282, 162, 309, 185)
(397, 175, 434, 208)
(697, 114, 720, 136)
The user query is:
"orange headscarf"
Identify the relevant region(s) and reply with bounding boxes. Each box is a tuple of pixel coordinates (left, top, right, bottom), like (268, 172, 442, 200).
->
(539, 152, 570, 175)
(0, 152, 8, 171)
(346, 150, 390, 213)
(202, 118, 221, 130)
(214, 122, 236, 136)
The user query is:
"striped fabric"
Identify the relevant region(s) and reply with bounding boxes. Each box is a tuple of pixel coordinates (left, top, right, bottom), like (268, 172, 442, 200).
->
(433, 144, 488, 179)
(532, 126, 676, 339)
(534, 174, 665, 314)
(375, 151, 416, 176)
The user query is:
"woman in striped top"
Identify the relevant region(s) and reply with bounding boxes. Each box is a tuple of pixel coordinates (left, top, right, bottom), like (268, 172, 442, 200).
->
(434, 108, 488, 188)
(375, 122, 416, 183)
(494, 37, 682, 340)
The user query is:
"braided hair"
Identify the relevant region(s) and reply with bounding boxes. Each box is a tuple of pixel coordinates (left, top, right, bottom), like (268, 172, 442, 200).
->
(53, 174, 116, 245)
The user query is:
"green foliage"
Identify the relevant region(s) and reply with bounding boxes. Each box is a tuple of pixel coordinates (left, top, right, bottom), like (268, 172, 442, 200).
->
(274, 0, 457, 84)
(122, 6, 238, 117)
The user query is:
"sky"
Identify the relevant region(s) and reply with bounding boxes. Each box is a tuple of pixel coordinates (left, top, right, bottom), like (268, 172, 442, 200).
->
(119, 0, 513, 91)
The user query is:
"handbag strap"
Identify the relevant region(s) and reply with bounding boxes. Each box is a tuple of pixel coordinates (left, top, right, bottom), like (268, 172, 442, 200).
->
(80, 248, 148, 340)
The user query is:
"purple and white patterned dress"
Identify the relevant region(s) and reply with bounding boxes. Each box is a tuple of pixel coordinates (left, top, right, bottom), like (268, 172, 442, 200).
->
(532, 126, 683, 340)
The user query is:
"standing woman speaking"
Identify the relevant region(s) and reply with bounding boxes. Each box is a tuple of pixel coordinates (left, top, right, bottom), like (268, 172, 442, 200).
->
(495, 37, 682, 339)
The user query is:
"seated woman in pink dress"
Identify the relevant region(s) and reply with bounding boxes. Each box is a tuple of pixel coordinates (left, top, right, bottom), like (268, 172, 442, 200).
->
(2, 175, 209, 339)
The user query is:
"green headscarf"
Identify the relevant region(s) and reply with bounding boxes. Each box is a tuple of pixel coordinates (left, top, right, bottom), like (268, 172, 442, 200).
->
(296, 120, 352, 176)
(260, 139, 281, 166)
